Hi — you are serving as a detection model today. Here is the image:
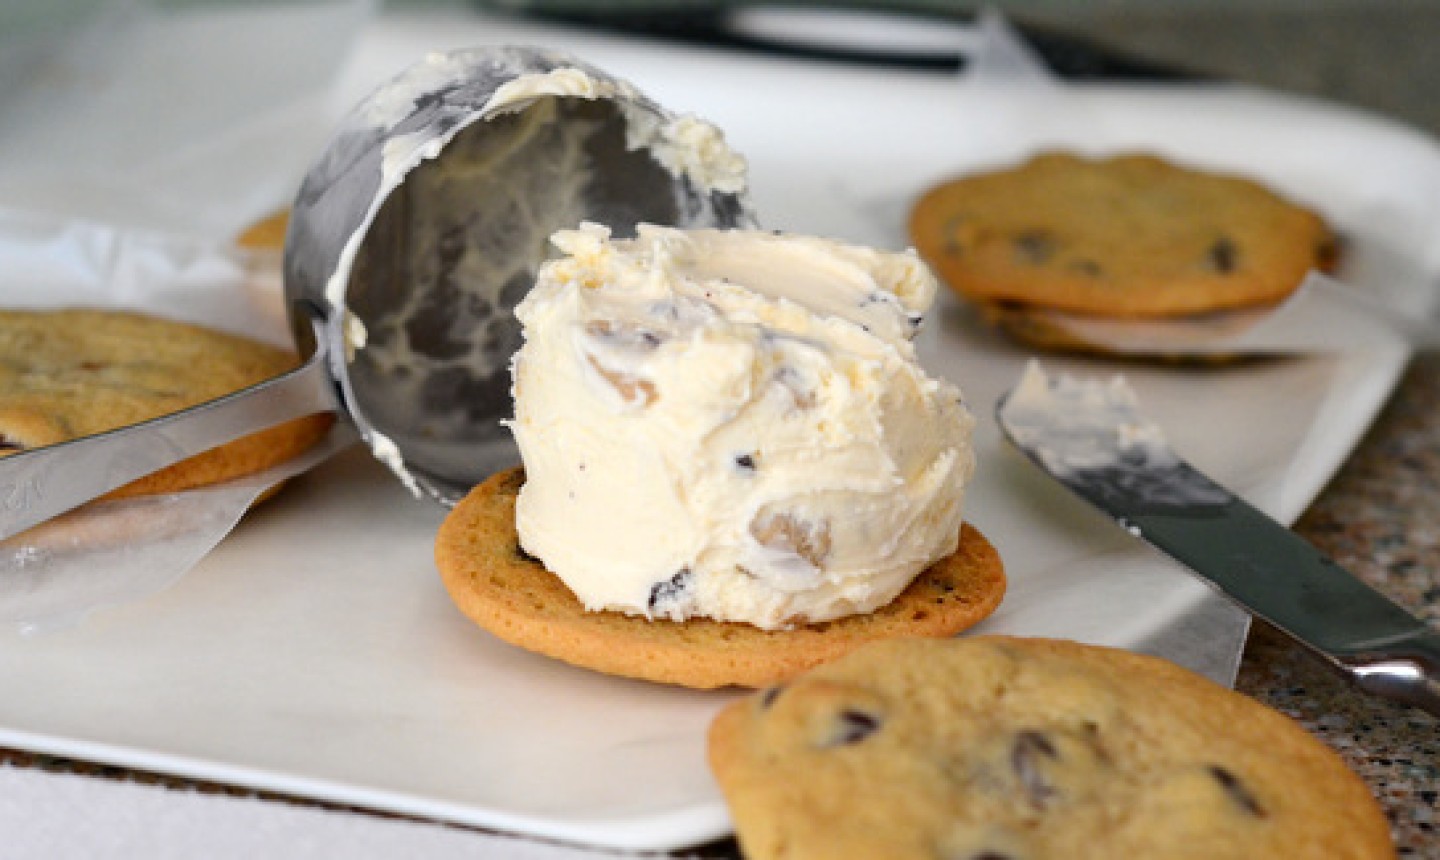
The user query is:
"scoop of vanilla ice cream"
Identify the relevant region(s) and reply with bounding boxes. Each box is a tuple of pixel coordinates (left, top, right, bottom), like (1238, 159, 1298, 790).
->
(508, 222, 975, 629)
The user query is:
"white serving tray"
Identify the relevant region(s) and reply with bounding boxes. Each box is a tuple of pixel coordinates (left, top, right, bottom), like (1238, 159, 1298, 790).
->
(2, 8, 1437, 853)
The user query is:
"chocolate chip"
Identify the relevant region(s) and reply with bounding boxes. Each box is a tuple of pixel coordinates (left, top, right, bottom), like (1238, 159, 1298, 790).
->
(943, 216, 967, 256)
(1206, 238, 1239, 274)
(1013, 231, 1056, 264)
(1208, 765, 1265, 817)
(0, 434, 23, 453)
(759, 685, 784, 709)
(1011, 730, 1059, 808)
(1079, 720, 1110, 763)
(734, 453, 757, 472)
(822, 709, 881, 747)
(1069, 259, 1103, 277)
(648, 568, 692, 610)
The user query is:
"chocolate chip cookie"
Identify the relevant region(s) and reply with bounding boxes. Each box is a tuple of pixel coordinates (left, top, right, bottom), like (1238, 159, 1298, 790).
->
(908, 153, 1337, 324)
(708, 636, 1392, 859)
(433, 468, 1006, 689)
(0, 308, 331, 499)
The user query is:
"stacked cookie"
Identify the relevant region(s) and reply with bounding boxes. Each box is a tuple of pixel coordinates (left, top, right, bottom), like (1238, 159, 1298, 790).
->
(434, 468, 1005, 689)
(909, 153, 1337, 353)
(0, 308, 330, 501)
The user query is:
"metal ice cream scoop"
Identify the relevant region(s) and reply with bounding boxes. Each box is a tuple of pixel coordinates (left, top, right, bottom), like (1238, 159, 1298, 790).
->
(0, 46, 753, 541)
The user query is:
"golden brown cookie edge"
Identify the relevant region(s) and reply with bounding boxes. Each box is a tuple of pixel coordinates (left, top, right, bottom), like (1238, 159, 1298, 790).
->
(907, 152, 1337, 319)
(434, 467, 1006, 690)
(0, 307, 333, 499)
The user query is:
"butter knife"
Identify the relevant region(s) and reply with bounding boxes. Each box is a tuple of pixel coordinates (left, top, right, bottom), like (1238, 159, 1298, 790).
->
(997, 362, 1440, 716)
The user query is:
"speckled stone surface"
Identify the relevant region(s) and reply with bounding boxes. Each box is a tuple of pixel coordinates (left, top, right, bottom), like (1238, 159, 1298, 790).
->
(1235, 354, 1440, 858)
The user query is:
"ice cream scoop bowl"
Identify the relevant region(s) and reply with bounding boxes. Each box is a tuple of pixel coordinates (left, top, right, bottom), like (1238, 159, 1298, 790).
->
(0, 46, 753, 541)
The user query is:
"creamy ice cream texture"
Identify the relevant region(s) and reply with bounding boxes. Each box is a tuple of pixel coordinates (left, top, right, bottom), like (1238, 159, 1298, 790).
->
(509, 223, 975, 629)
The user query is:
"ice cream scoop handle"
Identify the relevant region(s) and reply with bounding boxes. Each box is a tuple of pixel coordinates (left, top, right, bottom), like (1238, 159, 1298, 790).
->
(0, 348, 337, 543)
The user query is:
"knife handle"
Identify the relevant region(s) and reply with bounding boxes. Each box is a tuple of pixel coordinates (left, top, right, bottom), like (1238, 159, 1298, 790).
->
(1337, 634, 1440, 717)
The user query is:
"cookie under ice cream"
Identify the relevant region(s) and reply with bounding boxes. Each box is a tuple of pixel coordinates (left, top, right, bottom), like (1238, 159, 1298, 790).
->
(508, 223, 975, 630)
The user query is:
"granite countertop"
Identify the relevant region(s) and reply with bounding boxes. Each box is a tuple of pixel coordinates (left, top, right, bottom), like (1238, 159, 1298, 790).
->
(1237, 355, 1440, 857)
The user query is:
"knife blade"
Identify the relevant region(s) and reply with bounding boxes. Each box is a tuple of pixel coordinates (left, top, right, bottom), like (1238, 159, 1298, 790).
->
(997, 361, 1440, 716)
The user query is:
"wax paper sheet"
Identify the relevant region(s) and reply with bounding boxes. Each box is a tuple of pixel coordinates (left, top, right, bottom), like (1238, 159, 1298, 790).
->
(0, 0, 372, 631)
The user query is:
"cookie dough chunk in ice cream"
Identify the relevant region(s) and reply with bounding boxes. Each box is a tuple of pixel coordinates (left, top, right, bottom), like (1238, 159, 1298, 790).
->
(509, 223, 975, 630)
